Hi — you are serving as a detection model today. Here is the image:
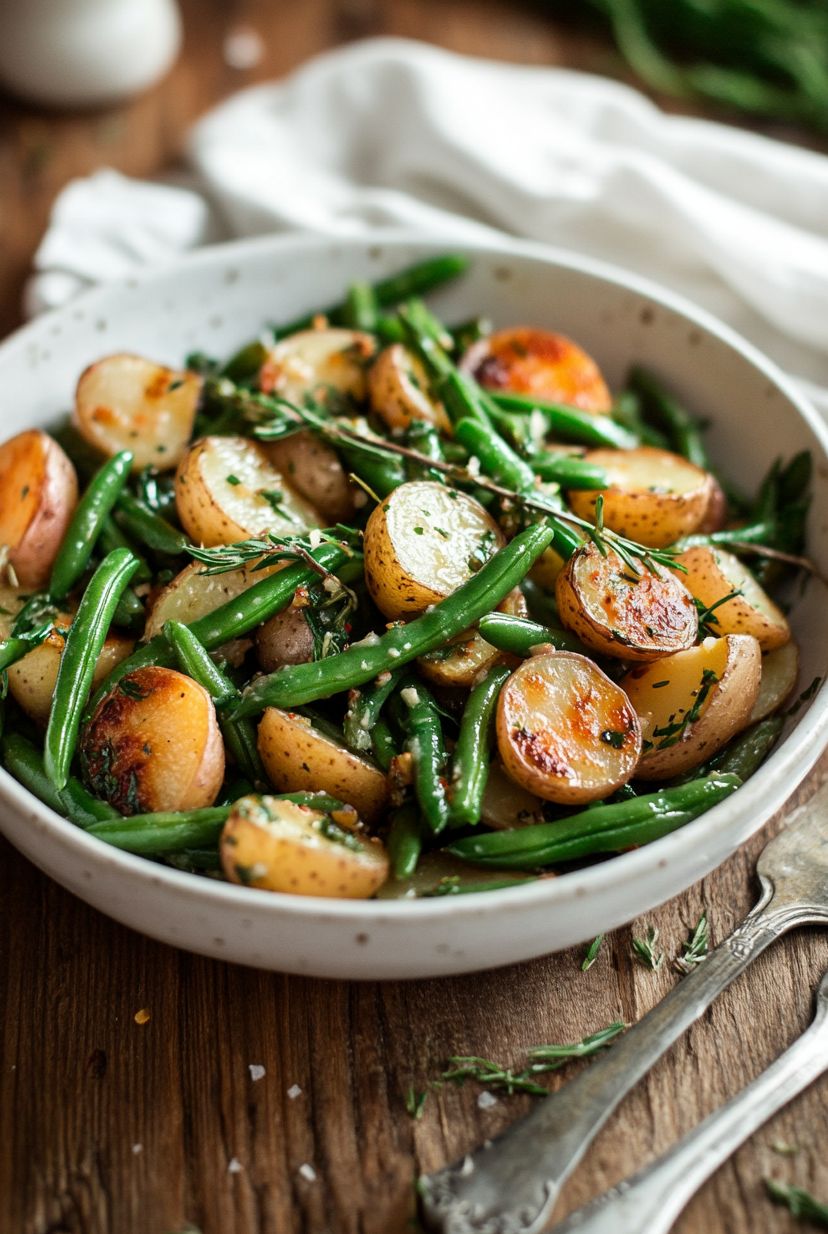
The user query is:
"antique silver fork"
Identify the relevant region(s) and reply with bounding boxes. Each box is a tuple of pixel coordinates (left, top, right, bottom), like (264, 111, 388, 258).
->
(419, 777, 828, 1234)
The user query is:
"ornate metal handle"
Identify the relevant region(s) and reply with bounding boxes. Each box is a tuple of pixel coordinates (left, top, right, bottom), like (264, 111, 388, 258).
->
(551, 970, 828, 1234)
(418, 886, 814, 1234)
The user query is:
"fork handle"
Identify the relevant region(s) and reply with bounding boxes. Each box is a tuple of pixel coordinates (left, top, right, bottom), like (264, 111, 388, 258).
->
(419, 889, 803, 1234)
(552, 990, 828, 1234)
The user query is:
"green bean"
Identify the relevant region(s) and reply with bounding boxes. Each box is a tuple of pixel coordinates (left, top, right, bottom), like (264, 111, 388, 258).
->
(520, 577, 562, 627)
(489, 392, 638, 450)
(629, 367, 709, 468)
(400, 682, 449, 833)
(114, 492, 189, 557)
(165, 848, 223, 872)
(708, 715, 783, 779)
(398, 303, 490, 426)
(273, 255, 470, 337)
(343, 667, 404, 753)
(421, 876, 537, 897)
(50, 451, 134, 599)
(450, 316, 491, 356)
(530, 454, 608, 490)
(446, 773, 741, 868)
(404, 420, 446, 482)
(454, 416, 536, 493)
(478, 612, 585, 655)
(98, 516, 152, 583)
(86, 540, 355, 712)
(221, 338, 270, 384)
(387, 803, 423, 879)
(218, 776, 255, 807)
(11, 593, 59, 637)
(111, 585, 146, 633)
(371, 718, 397, 770)
(44, 548, 140, 789)
(86, 807, 230, 854)
(339, 441, 406, 498)
(136, 467, 178, 519)
(0, 623, 53, 672)
(342, 281, 379, 332)
(229, 522, 555, 716)
(164, 621, 265, 784)
(3, 732, 117, 827)
(449, 664, 512, 827)
(375, 315, 406, 345)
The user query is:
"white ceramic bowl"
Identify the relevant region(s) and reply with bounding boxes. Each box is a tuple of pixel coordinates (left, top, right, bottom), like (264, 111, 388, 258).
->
(1, 232, 827, 979)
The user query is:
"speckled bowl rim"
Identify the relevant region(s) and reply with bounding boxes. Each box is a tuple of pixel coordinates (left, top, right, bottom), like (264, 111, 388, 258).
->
(2, 228, 827, 926)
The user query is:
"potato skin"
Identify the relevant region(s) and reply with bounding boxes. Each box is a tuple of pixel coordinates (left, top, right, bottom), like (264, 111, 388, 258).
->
(255, 605, 315, 672)
(8, 618, 133, 726)
(567, 447, 714, 548)
(221, 795, 389, 898)
(624, 634, 761, 780)
(672, 545, 790, 651)
(556, 544, 698, 661)
(749, 641, 799, 724)
(80, 665, 225, 814)
(363, 480, 504, 620)
(496, 652, 642, 804)
(263, 429, 356, 524)
(368, 344, 451, 433)
(74, 353, 201, 471)
(463, 327, 612, 413)
(258, 708, 388, 823)
(0, 430, 78, 589)
(418, 587, 526, 688)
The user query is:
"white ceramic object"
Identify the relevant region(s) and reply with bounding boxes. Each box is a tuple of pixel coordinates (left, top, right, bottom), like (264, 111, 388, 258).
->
(1, 232, 827, 980)
(0, 0, 181, 108)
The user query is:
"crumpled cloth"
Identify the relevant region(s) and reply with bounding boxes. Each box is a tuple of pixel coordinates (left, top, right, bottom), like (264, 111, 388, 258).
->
(27, 36, 828, 413)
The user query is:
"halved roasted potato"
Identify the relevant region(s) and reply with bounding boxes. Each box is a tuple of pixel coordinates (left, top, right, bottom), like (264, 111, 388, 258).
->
(496, 651, 642, 804)
(624, 634, 761, 779)
(80, 665, 225, 813)
(258, 707, 388, 823)
(263, 429, 356, 524)
(363, 480, 504, 620)
(480, 761, 549, 830)
(556, 543, 698, 661)
(696, 477, 728, 534)
(259, 327, 375, 406)
(672, 545, 790, 652)
(144, 559, 280, 667)
(418, 587, 526, 688)
(74, 353, 201, 472)
(0, 430, 78, 589)
(221, 794, 389, 898)
(175, 435, 319, 546)
(368, 343, 451, 433)
(749, 641, 799, 723)
(8, 615, 134, 726)
(463, 326, 612, 413)
(567, 447, 715, 548)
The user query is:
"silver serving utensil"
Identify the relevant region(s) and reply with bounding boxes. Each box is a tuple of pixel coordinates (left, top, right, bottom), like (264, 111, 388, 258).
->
(419, 778, 828, 1234)
(550, 967, 828, 1234)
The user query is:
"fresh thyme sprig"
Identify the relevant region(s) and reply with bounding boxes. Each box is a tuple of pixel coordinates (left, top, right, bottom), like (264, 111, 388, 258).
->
(186, 527, 359, 577)
(695, 591, 742, 639)
(674, 912, 709, 974)
(404, 1087, 428, 1120)
(765, 1179, 828, 1227)
(274, 403, 683, 574)
(581, 934, 604, 972)
(631, 926, 664, 970)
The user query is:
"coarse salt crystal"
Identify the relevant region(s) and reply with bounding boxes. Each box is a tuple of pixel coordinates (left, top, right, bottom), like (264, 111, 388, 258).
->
(308, 529, 324, 549)
(287, 1084, 302, 1099)
(477, 1091, 498, 1110)
(131, 1143, 143, 1155)
(529, 409, 547, 442)
(388, 647, 400, 658)
(466, 455, 481, 478)
(400, 687, 420, 708)
(248, 1064, 266, 1082)
(227, 1157, 243, 1175)
(298, 1163, 317, 1182)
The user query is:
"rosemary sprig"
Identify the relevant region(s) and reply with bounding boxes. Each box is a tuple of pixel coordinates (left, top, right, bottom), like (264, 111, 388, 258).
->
(674, 912, 709, 974)
(581, 934, 604, 972)
(765, 1179, 828, 1227)
(527, 1020, 626, 1072)
(186, 527, 359, 577)
(631, 926, 664, 971)
(646, 668, 719, 751)
(404, 1087, 428, 1120)
(695, 591, 741, 640)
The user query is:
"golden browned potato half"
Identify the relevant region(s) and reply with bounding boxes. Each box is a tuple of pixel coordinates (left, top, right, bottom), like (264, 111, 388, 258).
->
(556, 543, 698, 661)
(363, 480, 504, 621)
(368, 343, 451, 433)
(74, 353, 201, 472)
(624, 634, 761, 780)
(496, 651, 642, 804)
(175, 435, 319, 546)
(0, 430, 78, 589)
(567, 447, 715, 548)
(673, 545, 790, 652)
(221, 795, 389, 898)
(259, 327, 375, 405)
(8, 616, 133, 726)
(258, 707, 388, 823)
(417, 587, 526, 689)
(80, 665, 225, 814)
(749, 641, 799, 724)
(263, 429, 356, 524)
(463, 326, 612, 413)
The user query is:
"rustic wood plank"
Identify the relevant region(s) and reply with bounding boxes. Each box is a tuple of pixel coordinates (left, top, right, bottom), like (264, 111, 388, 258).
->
(0, 2, 827, 1232)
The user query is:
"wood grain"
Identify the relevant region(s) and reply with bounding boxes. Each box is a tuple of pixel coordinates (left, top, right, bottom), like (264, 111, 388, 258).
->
(0, 3, 826, 1232)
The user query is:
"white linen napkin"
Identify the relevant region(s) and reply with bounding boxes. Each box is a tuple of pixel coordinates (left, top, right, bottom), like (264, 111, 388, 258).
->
(27, 36, 828, 412)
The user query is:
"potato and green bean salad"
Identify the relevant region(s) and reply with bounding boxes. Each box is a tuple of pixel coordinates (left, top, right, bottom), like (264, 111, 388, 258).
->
(0, 256, 811, 900)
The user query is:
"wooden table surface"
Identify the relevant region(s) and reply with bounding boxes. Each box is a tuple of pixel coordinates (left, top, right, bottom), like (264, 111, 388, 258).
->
(0, 3, 826, 1232)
